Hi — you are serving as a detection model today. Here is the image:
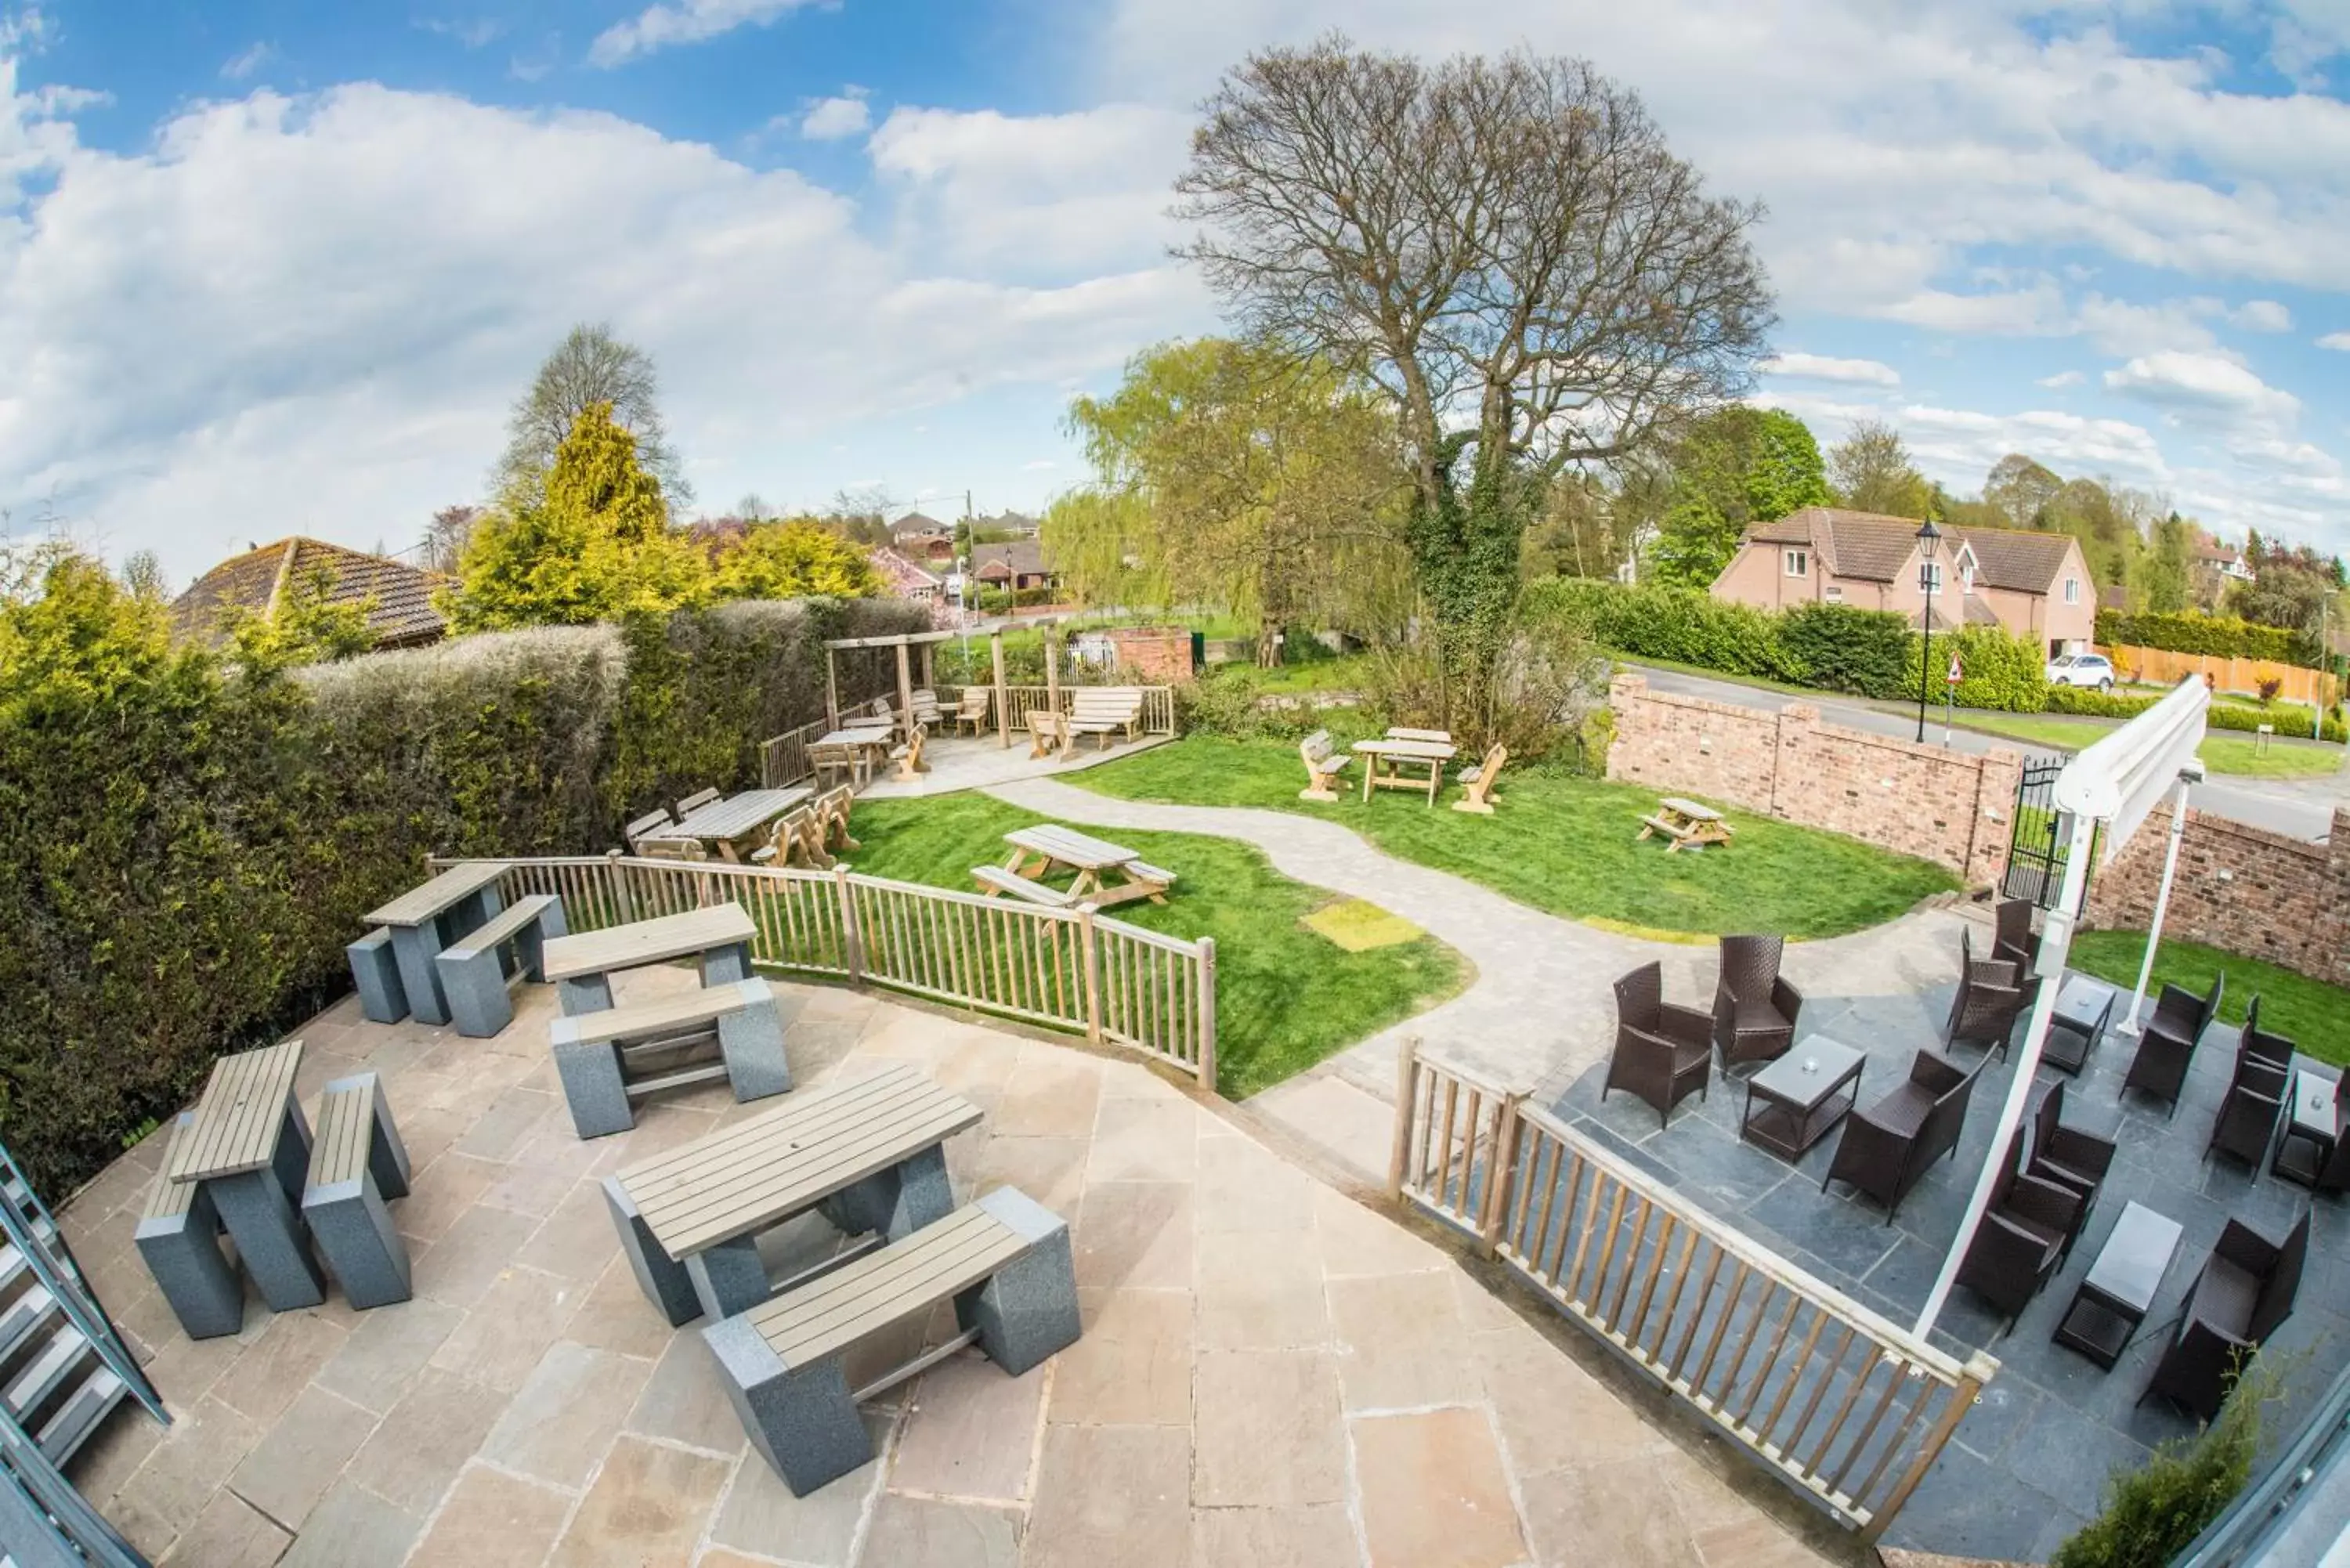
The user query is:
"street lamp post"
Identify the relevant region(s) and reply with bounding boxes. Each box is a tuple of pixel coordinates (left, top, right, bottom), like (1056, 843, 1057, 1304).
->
(1914, 519, 1942, 743)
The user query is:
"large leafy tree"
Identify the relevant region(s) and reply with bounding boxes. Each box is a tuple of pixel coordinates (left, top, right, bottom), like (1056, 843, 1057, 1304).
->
(1983, 454, 2063, 529)
(1175, 38, 1773, 700)
(443, 403, 709, 631)
(1058, 337, 1411, 663)
(1645, 407, 1830, 586)
(495, 323, 691, 508)
(2130, 512, 2194, 615)
(709, 519, 884, 599)
(1828, 420, 1933, 518)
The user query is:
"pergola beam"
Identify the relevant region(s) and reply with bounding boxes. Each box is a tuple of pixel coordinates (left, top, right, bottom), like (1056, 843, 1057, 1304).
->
(822, 631, 956, 652)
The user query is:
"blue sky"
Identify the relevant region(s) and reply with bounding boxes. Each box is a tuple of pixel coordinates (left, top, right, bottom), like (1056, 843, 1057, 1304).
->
(2, 0, 2348, 584)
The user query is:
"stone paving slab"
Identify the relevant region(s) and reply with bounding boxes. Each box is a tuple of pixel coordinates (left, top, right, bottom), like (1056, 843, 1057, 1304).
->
(61, 968, 1836, 1568)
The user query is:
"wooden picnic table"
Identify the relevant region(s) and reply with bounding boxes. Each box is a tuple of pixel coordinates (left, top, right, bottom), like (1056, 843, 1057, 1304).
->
(812, 724, 897, 787)
(981, 824, 1173, 909)
(541, 903, 758, 1015)
(657, 787, 813, 862)
(1351, 736, 1457, 806)
(362, 860, 511, 1026)
(1638, 797, 1735, 853)
(606, 1064, 982, 1322)
(165, 1039, 324, 1310)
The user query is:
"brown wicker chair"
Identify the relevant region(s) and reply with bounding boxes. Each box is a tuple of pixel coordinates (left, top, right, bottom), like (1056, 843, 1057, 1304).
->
(1712, 935, 1803, 1075)
(1604, 963, 1713, 1130)
(1992, 896, 2040, 972)
(1956, 1120, 2086, 1328)
(2023, 1080, 2116, 1255)
(2139, 1212, 2309, 1422)
(1821, 1050, 1981, 1222)
(2239, 995, 2294, 1077)
(2121, 974, 2224, 1116)
(2205, 1040, 2288, 1171)
(1944, 930, 2038, 1060)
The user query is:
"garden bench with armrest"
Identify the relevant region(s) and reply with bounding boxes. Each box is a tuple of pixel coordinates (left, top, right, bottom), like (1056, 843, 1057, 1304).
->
(1027, 710, 1072, 760)
(2122, 974, 2224, 1115)
(2139, 1212, 2309, 1420)
(1067, 688, 1144, 749)
(1822, 1048, 1980, 1221)
(951, 687, 990, 735)
(624, 807, 678, 850)
(1453, 742, 1507, 815)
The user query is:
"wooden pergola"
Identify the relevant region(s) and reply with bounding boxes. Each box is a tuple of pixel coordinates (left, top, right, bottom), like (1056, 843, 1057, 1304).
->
(822, 622, 1072, 747)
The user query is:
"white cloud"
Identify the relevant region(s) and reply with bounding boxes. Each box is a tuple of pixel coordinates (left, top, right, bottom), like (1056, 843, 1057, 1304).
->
(1875, 283, 2070, 337)
(2229, 299, 2293, 333)
(417, 17, 504, 49)
(220, 43, 273, 81)
(2036, 370, 2084, 388)
(2319, 331, 2350, 352)
(2102, 352, 2301, 425)
(800, 90, 870, 142)
(1758, 352, 1899, 387)
(589, 0, 818, 67)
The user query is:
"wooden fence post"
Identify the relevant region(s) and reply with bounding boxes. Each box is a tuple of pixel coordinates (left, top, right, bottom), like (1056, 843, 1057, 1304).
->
(1864, 1353, 1995, 1541)
(1077, 906, 1103, 1044)
(1194, 937, 1217, 1091)
(1477, 1093, 1525, 1259)
(1386, 1038, 1421, 1200)
(833, 865, 864, 983)
(606, 849, 635, 924)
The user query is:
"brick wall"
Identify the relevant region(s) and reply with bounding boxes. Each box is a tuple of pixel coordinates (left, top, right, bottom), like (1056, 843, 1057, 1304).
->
(1606, 672, 2024, 884)
(1104, 627, 1195, 683)
(2083, 804, 2350, 988)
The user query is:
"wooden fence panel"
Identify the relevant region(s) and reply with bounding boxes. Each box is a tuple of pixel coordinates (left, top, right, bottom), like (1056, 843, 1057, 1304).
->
(1387, 1042, 1994, 1541)
(2099, 642, 2340, 708)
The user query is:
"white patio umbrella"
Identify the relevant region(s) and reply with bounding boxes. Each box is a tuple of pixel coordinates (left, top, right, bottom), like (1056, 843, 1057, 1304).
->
(1912, 675, 2210, 1341)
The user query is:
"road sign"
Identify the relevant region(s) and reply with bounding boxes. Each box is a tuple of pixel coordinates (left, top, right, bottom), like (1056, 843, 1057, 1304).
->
(1946, 652, 1964, 686)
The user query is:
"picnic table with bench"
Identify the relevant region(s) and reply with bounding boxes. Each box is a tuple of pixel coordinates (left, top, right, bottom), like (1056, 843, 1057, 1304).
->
(657, 788, 815, 862)
(540, 903, 758, 1016)
(435, 892, 566, 1038)
(1352, 735, 1456, 805)
(810, 724, 895, 790)
(551, 977, 795, 1138)
(602, 1064, 982, 1325)
(1638, 797, 1735, 852)
(974, 824, 1174, 909)
(160, 1039, 322, 1313)
(352, 859, 512, 1026)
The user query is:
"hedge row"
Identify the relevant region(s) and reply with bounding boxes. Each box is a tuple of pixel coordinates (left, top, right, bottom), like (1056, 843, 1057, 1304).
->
(1526, 580, 2052, 713)
(2096, 609, 2318, 665)
(2046, 682, 2347, 742)
(0, 594, 924, 1196)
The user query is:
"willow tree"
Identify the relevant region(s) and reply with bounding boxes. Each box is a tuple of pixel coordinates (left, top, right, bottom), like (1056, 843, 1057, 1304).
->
(1176, 38, 1773, 705)
(1056, 336, 1409, 665)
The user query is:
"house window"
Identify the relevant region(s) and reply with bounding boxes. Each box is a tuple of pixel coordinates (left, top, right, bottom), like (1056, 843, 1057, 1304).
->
(1783, 549, 1808, 578)
(2063, 577, 2080, 605)
(1824, 585, 1844, 604)
(1921, 562, 1943, 595)
(1960, 562, 1976, 594)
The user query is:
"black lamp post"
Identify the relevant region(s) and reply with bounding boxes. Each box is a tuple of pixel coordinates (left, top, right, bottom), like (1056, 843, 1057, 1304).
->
(1915, 519, 1942, 742)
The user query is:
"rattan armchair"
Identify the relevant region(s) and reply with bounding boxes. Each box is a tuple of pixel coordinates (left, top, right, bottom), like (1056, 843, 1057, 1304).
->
(1992, 896, 2041, 973)
(1822, 1050, 1981, 1222)
(2139, 1212, 2309, 1422)
(2240, 995, 2294, 1076)
(1956, 1121, 2086, 1328)
(2121, 974, 2224, 1116)
(2023, 1080, 2116, 1255)
(1712, 935, 1803, 1075)
(1944, 930, 2038, 1060)
(1604, 963, 1713, 1130)
(2206, 1040, 2288, 1171)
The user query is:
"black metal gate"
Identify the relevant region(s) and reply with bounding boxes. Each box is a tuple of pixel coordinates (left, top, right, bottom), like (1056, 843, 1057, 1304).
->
(2000, 759, 2097, 910)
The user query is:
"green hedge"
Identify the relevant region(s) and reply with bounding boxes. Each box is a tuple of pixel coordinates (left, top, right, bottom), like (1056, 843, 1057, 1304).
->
(2044, 682, 2346, 742)
(0, 593, 924, 1196)
(2097, 609, 2316, 664)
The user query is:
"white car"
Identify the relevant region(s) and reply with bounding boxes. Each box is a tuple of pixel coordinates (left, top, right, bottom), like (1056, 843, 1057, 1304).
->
(2045, 652, 2115, 692)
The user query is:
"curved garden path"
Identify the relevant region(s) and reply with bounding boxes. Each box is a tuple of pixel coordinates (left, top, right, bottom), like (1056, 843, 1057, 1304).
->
(985, 775, 1973, 1178)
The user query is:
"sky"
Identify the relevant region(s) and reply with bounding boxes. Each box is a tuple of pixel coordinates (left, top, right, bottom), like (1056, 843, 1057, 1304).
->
(2, 1, 2348, 586)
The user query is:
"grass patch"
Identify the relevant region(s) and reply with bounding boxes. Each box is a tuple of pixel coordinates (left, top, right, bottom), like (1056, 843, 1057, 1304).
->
(1303, 899, 1425, 952)
(1075, 735, 1958, 938)
(846, 793, 1466, 1098)
(2069, 930, 2350, 1068)
(1952, 712, 2344, 779)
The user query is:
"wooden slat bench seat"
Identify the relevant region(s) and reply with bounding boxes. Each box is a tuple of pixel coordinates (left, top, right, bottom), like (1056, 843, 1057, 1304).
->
(300, 1074, 414, 1310)
(1298, 729, 1349, 801)
(134, 1115, 242, 1340)
(604, 1064, 981, 1325)
(550, 978, 794, 1139)
(541, 903, 757, 1016)
(434, 894, 566, 1039)
(703, 1187, 1080, 1497)
(1453, 742, 1508, 816)
(1065, 688, 1144, 749)
(970, 864, 1076, 906)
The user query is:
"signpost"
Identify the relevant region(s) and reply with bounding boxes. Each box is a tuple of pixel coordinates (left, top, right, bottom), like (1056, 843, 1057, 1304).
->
(1943, 650, 1962, 746)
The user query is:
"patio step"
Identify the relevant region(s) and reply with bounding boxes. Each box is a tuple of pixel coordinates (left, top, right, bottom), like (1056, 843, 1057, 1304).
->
(624, 1063, 732, 1100)
(0, 1282, 58, 1367)
(4, 1321, 92, 1429)
(34, 1364, 123, 1465)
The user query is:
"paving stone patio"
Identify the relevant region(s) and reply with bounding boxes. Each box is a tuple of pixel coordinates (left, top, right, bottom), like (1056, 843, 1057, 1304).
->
(1549, 911, 2350, 1565)
(58, 968, 1837, 1568)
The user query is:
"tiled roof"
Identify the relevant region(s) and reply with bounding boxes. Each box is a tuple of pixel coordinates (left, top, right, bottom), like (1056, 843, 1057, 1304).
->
(169, 537, 450, 649)
(971, 540, 1050, 580)
(1739, 508, 2079, 594)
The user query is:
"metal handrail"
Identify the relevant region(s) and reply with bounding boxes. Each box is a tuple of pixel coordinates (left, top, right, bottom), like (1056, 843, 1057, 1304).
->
(0, 1141, 168, 1423)
(0, 1404, 152, 1566)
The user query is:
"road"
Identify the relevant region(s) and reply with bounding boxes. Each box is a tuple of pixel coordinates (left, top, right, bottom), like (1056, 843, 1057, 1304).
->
(1623, 663, 2345, 842)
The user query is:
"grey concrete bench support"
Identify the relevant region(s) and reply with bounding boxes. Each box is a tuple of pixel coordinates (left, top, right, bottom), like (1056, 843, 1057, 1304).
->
(436, 895, 566, 1039)
(716, 991, 792, 1100)
(686, 1235, 772, 1323)
(389, 885, 502, 1027)
(212, 1142, 327, 1313)
(556, 1040, 634, 1139)
(815, 1144, 953, 1245)
(553, 979, 792, 1140)
(134, 1115, 244, 1340)
(704, 1323, 866, 1497)
(602, 1175, 702, 1327)
(345, 927, 408, 1024)
(301, 1075, 412, 1310)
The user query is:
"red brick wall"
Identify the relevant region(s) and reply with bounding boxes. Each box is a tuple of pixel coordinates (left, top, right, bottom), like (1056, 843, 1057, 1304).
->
(1606, 672, 2023, 884)
(2084, 804, 2350, 988)
(1105, 627, 1195, 683)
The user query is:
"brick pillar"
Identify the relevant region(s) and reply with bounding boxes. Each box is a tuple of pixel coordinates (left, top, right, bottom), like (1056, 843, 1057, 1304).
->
(1772, 703, 1818, 822)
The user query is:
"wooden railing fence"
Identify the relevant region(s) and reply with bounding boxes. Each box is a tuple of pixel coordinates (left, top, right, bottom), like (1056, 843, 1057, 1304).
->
(1388, 1042, 1994, 1542)
(428, 854, 1215, 1088)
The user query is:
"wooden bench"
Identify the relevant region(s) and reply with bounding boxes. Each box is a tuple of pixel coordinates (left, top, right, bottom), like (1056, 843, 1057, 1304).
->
(890, 723, 928, 782)
(134, 1115, 243, 1340)
(971, 864, 1077, 906)
(674, 786, 722, 817)
(1067, 688, 1144, 749)
(1026, 710, 1072, 760)
(541, 903, 757, 1016)
(604, 1064, 982, 1325)
(951, 687, 990, 735)
(434, 894, 567, 1038)
(300, 1074, 414, 1310)
(641, 837, 708, 863)
(808, 740, 865, 791)
(909, 689, 943, 729)
(1298, 729, 1350, 801)
(1453, 742, 1507, 815)
(551, 978, 794, 1138)
(1637, 797, 1735, 853)
(703, 1188, 1080, 1497)
(344, 926, 407, 1024)
(624, 807, 677, 850)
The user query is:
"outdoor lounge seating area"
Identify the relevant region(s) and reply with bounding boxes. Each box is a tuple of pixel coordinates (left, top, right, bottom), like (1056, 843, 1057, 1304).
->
(1555, 901, 2350, 1563)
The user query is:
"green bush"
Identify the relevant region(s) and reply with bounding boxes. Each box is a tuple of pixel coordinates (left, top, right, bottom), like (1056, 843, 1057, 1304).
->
(1777, 602, 1914, 699)
(1911, 624, 2049, 712)
(2051, 1360, 2272, 1568)
(2099, 609, 2316, 664)
(2045, 684, 2347, 742)
(2045, 685, 2157, 719)
(1523, 580, 1802, 683)
(0, 583, 924, 1196)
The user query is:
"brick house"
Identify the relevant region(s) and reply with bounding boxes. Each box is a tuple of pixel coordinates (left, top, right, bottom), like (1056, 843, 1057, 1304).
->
(971, 540, 1056, 593)
(169, 537, 450, 651)
(1710, 507, 2095, 656)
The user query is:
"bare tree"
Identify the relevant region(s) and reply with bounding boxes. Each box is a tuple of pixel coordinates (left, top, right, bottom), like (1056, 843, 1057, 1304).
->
(1175, 37, 1773, 685)
(423, 504, 479, 574)
(118, 548, 170, 603)
(494, 323, 691, 507)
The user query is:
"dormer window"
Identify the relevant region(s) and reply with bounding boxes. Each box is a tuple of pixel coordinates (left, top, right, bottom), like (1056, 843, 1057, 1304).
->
(1954, 543, 1979, 595)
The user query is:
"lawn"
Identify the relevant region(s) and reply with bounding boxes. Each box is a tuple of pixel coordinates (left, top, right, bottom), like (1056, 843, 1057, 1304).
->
(1072, 735, 1958, 939)
(1950, 712, 2344, 779)
(2068, 930, 2350, 1069)
(846, 793, 1466, 1098)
